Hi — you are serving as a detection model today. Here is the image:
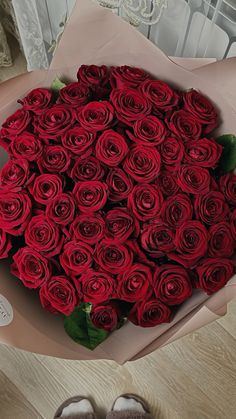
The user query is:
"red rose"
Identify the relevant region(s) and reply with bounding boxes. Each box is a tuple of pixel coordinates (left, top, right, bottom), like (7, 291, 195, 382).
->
(159, 136, 184, 167)
(0, 228, 12, 259)
(77, 101, 114, 132)
(230, 209, 236, 240)
(40, 275, 78, 315)
(62, 126, 96, 156)
(9, 132, 43, 161)
(79, 269, 116, 303)
(73, 181, 108, 213)
(154, 264, 192, 305)
(20, 88, 52, 114)
(25, 215, 64, 257)
(34, 104, 74, 139)
(110, 88, 151, 126)
(29, 174, 64, 205)
(11, 247, 51, 288)
(208, 222, 234, 258)
(46, 193, 75, 226)
(1, 109, 31, 137)
(219, 173, 236, 206)
(194, 191, 229, 225)
(70, 214, 105, 244)
(128, 240, 156, 269)
(58, 82, 91, 107)
(184, 138, 222, 168)
(106, 168, 133, 201)
(60, 241, 93, 276)
(168, 220, 208, 268)
(123, 145, 161, 183)
(128, 183, 163, 221)
(161, 193, 193, 228)
(129, 298, 171, 327)
(167, 110, 202, 141)
(177, 165, 210, 195)
(183, 89, 218, 134)
(95, 129, 128, 167)
(117, 263, 153, 303)
(195, 258, 234, 295)
(105, 208, 138, 242)
(127, 116, 167, 147)
(70, 155, 103, 183)
(90, 302, 121, 332)
(110, 65, 149, 89)
(77, 65, 110, 97)
(140, 79, 179, 114)
(141, 222, 175, 257)
(154, 169, 180, 197)
(0, 191, 31, 235)
(38, 145, 71, 173)
(0, 159, 31, 189)
(95, 240, 133, 273)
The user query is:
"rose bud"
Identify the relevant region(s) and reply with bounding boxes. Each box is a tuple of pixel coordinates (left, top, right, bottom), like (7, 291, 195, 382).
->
(110, 88, 151, 126)
(117, 263, 153, 302)
(123, 145, 161, 183)
(33, 104, 74, 139)
(154, 169, 180, 197)
(60, 241, 93, 277)
(105, 207, 139, 242)
(219, 173, 236, 206)
(208, 222, 234, 258)
(28, 174, 64, 205)
(40, 275, 78, 315)
(195, 258, 234, 295)
(1, 109, 31, 137)
(141, 222, 175, 257)
(154, 264, 192, 305)
(167, 110, 202, 141)
(161, 193, 193, 228)
(110, 65, 149, 89)
(106, 168, 133, 201)
(9, 132, 43, 161)
(140, 79, 179, 113)
(0, 228, 12, 259)
(70, 213, 105, 244)
(62, 126, 96, 156)
(77, 101, 114, 132)
(90, 302, 121, 332)
(96, 129, 128, 167)
(20, 88, 53, 114)
(73, 181, 108, 213)
(58, 82, 91, 107)
(0, 159, 31, 189)
(46, 193, 75, 226)
(127, 115, 167, 147)
(95, 240, 133, 274)
(159, 137, 184, 168)
(129, 298, 171, 327)
(128, 183, 163, 221)
(79, 269, 116, 304)
(168, 220, 208, 268)
(11, 247, 52, 289)
(194, 191, 229, 225)
(25, 215, 64, 257)
(0, 191, 32, 235)
(70, 155, 104, 182)
(183, 89, 218, 134)
(177, 164, 210, 195)
(38, 145, 71, 173)
(184, 138, 222, 168)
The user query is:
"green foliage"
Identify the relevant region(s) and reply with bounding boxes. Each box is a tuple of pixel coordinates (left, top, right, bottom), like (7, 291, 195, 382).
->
(216, 134, 236, 174)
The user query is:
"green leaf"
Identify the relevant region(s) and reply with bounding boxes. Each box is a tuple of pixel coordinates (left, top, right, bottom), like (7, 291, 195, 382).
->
(64, 303, 109, 350)
(51, 77, 66, 93)
(216, 134, 236, 174)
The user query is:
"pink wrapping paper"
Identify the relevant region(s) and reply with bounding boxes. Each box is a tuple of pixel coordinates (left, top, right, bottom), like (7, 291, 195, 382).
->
(0, 0, 236, 364)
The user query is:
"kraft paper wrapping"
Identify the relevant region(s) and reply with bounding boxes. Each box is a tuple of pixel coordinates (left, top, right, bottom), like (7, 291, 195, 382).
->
(0, 0, 236, 364)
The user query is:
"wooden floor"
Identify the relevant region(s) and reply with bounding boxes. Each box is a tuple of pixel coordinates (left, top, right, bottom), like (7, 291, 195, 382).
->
(0, 43, 236, 419)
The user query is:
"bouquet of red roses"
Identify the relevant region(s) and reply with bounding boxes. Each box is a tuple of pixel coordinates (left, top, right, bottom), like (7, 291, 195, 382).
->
(0, 63, 235, 350)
